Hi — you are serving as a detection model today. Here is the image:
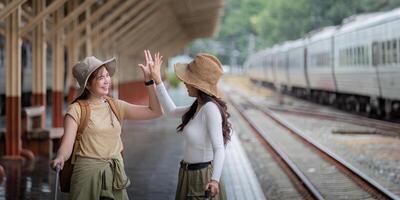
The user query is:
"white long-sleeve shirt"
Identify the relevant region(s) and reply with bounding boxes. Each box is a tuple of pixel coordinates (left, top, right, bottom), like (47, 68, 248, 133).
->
(155, 82, 226, 181)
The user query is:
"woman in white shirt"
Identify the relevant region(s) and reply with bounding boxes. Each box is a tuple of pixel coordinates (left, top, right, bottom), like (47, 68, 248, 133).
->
(143, 51, 232, 199)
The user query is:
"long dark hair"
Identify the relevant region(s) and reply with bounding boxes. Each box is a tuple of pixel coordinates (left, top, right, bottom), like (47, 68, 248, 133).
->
(71, 66, 106, 104)
(177, 90, 232, 145)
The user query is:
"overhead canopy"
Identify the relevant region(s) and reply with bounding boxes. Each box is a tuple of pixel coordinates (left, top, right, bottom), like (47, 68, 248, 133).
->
(0, 0, 224, 82)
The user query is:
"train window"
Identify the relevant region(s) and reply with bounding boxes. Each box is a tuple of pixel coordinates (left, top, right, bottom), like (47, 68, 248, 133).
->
(340, 50, 343, 65)
(346, 48, 350, 65)
(355, 47, 358, 65)
(399, 39, 400, 64)
(360, 47, 364, 65)
(381, 42, 386, 64)
(392, 39, 397, 64)
(347, 49, 350, 65)
(356, 47, 359, 65)
(360, 46, 367, 65)
(354, 47, 357, 65)
(372, 42, 380, 66)
(386, 40, 391, 64)
(364, 46, 368, 65)
(327, 53, 331, 67)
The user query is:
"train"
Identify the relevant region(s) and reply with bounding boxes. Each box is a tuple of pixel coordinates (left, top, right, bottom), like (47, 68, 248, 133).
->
(245, 9, 400, 119)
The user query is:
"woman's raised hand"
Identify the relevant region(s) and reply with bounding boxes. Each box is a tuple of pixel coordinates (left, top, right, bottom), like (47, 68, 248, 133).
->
(151, 52, 163, 84)
(137, 50, 154, 81)
(138, 50, 163, 84)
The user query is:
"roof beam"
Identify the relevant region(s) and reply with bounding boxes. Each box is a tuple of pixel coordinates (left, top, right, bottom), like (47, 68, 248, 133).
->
(132, 19, 178, 53)
(160, 37, 189, 58)
(75, 0, 139, 46)
(46, 0, 96, 37)
(92, 1, 160, 49)
(0, 0, 26, 20)
(121, 26, 186, 56)
(112, 11, 162, 51)
(19, 0, 68, 36)
(64, 0, 120, 41)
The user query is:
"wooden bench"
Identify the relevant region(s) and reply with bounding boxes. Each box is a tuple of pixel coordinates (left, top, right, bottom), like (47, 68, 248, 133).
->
(22, 106, 63, 158)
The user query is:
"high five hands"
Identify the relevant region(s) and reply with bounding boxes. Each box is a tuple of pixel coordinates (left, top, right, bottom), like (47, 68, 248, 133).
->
(138, 50, 163, 84)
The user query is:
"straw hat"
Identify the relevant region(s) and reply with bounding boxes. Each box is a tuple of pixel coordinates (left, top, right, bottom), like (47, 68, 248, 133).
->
(72, 56, 116, 99)
(174, 53, 223, 98)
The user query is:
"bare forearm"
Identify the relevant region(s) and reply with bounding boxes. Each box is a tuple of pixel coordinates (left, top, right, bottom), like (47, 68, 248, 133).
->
(146, 85, 163, 115)
(57, 139, 74, 161)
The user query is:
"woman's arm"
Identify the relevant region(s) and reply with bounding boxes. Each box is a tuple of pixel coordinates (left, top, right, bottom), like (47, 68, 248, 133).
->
(124, 49, 163, 120)
(155, 82, 190, 117)
(51, 115, 78, 169)
(123, 83, 163, 120)
(204, 103, 225, 196)
(204, 103, 225, 181)
(149, 51, 189, 117)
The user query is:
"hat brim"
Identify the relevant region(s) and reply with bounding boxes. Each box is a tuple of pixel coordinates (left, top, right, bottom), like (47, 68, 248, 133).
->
(75, 58, 117, 101)
(174, 63, 222, 98)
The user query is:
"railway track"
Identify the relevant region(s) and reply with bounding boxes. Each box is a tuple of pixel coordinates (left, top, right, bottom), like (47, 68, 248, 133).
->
(227, 92, 399, 200)
(265, 104, 400, 134)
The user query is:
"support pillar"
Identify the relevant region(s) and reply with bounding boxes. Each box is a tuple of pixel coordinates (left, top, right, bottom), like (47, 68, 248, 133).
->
(4, 1, 23, 159)
(85, 8, 92, 56)
(66, 0, 78, 103)
(52, 7, 65, 128)
(32, 0, 47, 128)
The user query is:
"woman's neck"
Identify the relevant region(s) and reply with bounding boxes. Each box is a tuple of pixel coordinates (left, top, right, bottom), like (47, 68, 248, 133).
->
(88, 93, 106, 104)
(197, 98, 204, 106)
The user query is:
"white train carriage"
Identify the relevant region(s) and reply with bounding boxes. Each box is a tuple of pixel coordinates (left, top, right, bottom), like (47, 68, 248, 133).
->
(286, 38, 308, 97)
(246, 8, 400, 118)
(307, 27, 337, 92)
(264, 47, 278, 86)
(362, 9, 400, 101)
(334, 11, 400, 115)
(272, 43, 291, 91)
(245, 51, 268, 82)
(334, 14, 382, 99)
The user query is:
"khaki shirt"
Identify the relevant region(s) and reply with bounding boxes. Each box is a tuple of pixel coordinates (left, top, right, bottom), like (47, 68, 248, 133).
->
(66, 99, 129, 159)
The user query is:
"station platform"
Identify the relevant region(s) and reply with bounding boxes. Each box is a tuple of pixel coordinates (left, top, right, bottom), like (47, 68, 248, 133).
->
(0, 86, 266, 200)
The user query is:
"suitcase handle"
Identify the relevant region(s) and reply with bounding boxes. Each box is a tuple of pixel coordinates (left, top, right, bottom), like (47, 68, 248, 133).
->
(54, 164, 61, 200)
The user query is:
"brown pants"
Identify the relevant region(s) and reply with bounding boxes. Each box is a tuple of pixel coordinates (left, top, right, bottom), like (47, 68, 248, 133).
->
(175, 163, 226, 200)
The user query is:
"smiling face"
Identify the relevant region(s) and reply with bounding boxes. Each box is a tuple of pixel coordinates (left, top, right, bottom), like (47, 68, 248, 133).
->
(184, 82, 198, 97)
(86, 66, 111, 97)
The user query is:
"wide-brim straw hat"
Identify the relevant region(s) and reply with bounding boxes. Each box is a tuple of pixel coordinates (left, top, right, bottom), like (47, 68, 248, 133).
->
(174, 53, 223, 98)
(72, 56, 116, 100)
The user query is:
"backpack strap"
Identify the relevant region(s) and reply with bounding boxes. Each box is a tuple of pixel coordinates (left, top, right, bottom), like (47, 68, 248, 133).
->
(105, 96, 122, 124)
(70, 100, 90, 164)
(77, 100, 90, 136)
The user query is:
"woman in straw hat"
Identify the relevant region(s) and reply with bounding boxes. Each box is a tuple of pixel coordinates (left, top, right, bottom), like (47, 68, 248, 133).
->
(150, 52, 231, 199)
(50, 50, 163, 199)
